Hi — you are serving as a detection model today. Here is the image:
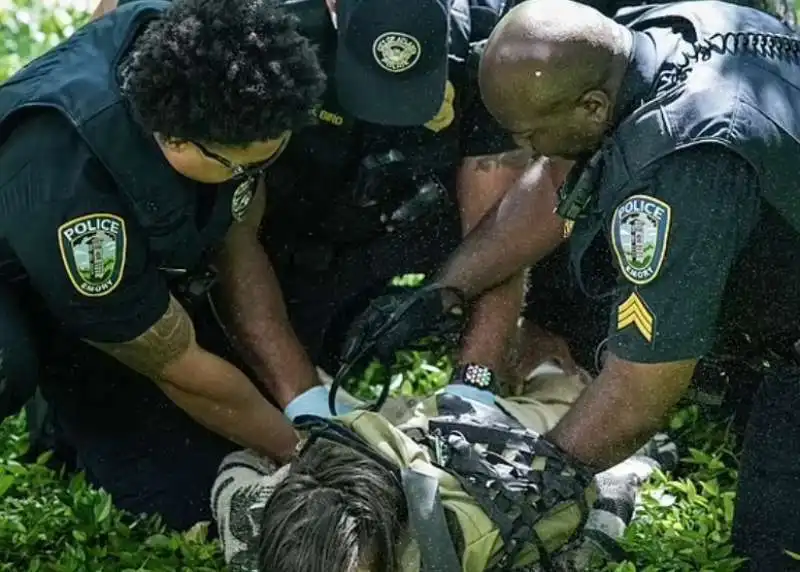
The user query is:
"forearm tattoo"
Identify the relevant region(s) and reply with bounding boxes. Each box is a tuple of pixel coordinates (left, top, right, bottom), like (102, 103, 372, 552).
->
(473, 149, 534, 172)
(87, 294, 195, 379)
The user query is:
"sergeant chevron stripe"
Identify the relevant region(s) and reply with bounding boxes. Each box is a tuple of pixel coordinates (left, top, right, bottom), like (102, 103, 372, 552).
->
(617, 292, 654, 342)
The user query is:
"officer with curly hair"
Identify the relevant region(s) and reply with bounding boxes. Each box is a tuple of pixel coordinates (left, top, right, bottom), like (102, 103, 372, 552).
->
(0, 0, 325, 529)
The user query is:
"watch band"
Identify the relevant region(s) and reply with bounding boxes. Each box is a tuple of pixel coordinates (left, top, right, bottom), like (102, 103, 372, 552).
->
(453, 363, 498, 392)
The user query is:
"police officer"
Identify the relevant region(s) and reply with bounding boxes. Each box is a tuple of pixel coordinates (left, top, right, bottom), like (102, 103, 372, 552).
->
(516, 0, 798, 378)
(256, 0, 548, 421)
(344, 0, 800, 568)
(0, 0, 326, 529)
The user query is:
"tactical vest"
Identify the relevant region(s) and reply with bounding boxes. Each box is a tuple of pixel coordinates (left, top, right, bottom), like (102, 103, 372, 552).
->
(262, 0, 511, 272)
(0, 0, 237, 293)
(295, 394, 596, 572)
(564, 0, 800, 297)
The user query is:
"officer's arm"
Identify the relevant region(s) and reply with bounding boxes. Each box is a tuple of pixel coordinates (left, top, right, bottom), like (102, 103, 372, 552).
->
(449, 84, 573, 371)
(548, 355, 697, 468)
(436, 154, 573, 298)
(214, 178, 319, 408)
(454, 149, 532, 371)
(87, 295, 297, 461)
(545, 146, 760, 470)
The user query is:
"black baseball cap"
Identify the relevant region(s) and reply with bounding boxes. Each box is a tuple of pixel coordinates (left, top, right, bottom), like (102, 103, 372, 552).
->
(335, 0, 451, 126)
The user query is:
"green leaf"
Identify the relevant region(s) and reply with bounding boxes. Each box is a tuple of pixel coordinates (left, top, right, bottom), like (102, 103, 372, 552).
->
(785, 550, 800, 561)
(183, 521, 210, 544)
(93, 494, 113, 524)
(144, 534, 172, 549)
(0, 473, 15, 496)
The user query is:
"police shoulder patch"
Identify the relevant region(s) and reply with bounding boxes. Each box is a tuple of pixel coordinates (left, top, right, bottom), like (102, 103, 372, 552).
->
(58, 213, 127, 297)
(611, 194, 672, 285)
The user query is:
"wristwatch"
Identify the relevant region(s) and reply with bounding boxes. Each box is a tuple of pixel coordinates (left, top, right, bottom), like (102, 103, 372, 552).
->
(452, 363, 499, 393)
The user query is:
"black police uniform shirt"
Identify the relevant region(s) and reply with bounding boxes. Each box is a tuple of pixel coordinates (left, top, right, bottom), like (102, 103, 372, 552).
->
(0, 110, 180, 344)
(594, 33, 800, 365)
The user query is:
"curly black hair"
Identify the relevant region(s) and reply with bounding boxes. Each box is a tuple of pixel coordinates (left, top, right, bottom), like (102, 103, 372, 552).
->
(123, 0, 326, 146)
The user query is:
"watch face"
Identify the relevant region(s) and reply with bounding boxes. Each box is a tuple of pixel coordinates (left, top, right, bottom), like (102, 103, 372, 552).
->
(463, 364, 493, 388)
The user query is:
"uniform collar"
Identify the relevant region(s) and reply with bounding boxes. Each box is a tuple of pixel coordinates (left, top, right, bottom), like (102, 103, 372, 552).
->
(612, 30, 661, 127)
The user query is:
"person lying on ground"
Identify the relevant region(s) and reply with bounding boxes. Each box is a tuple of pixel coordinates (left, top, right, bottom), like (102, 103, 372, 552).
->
(211, 359, 677, 572)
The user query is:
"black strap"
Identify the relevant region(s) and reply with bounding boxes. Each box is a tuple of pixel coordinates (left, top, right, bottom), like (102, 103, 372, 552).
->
(401, 468, 462, 572)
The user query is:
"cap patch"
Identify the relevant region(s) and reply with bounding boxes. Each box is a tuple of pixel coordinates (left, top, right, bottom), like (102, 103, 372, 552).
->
(372, 32, 421, 73)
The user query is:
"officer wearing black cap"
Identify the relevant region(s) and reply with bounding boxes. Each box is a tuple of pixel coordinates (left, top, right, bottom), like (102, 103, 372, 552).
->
(0, 0, 325, 530)
(238, 0, 539, 420)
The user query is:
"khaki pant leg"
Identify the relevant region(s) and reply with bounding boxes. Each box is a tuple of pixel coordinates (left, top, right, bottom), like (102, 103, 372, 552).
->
(495, 362, 590, 433)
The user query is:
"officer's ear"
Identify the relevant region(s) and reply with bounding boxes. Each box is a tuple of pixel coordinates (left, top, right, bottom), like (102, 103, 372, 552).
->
(578, 90, 611, 126)
(154, 133, 191, 154)
(153, 134, 206, 179)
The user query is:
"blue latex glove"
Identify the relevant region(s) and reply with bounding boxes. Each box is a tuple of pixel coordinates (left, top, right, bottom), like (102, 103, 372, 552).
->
(443, 383, 496, 406)
(284, 385, 354, 421)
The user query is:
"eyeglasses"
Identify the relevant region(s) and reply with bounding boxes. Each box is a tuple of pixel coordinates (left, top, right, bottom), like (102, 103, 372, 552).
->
(193, 132, 291, 183)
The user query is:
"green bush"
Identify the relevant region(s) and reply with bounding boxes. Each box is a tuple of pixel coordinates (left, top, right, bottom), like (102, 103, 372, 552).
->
(612, 406, 746, 571)
(0, 415, 227, 571)
(0, 3, 746, 571)
(0, 0, 89, 82)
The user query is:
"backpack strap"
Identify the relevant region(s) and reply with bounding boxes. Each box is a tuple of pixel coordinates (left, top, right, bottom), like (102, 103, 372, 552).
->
(402, 468, 463, 572)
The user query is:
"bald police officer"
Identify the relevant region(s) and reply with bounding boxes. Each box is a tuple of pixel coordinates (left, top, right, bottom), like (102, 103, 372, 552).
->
(345, 0, 800, 568)
(0, 0, 325, 529)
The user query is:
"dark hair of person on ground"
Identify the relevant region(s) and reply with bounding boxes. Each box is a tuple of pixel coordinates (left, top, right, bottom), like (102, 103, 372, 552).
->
(122, 0, 327, 183)
(257, 440, 409, 572)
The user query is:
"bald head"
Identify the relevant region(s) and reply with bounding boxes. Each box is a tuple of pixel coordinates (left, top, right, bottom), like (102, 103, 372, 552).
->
(477, 0, 631, 157)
